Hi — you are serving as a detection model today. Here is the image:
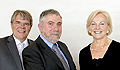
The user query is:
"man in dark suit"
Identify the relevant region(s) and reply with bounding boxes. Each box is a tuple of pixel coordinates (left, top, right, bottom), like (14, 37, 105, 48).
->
(0, 10, 33, 70)
(23, 9, 76, 70)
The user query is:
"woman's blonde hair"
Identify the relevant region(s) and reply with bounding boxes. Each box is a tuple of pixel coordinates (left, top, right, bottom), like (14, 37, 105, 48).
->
(86, 10, 112, 36)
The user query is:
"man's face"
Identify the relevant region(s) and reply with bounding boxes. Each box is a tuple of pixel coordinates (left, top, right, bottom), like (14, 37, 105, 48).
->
(38, 14, 62, 43)
(11, 15, 32, 42)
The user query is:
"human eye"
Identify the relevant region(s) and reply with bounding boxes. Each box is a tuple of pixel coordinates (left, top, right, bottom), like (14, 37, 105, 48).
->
(48, 22, 53, 25)
(24, 23, 30, 26)
(57, 22, 62, 26)
(100, 22, 104, 25)
(15, 21, 20, 25)
(48, 21, 54, 26)
(91, 22, 96, 25)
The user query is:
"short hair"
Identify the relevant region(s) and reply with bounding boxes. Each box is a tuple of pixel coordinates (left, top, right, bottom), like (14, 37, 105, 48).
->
(39, 9, 62, 25)
(86, 10, 113, 36)
(11, 10, 33, 26)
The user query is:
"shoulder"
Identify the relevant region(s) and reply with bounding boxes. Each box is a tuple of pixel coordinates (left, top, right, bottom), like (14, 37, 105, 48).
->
(23, 41, 40, 57)
(80, 44, 91, 53)
(57, 41, 68, 48)
(79, 44, 92, 63)
(57, 41, 66, 46)
(23, 37, 44, 53)
(79, 43, 91, 58)
(28, 39, 34, 42)
(27, 39, 34, 45)
(111, 40, 120, 45)
(0, 36, 12, 50)
(110, 40, 120, 49)
(0, 36, 10, 44)
(24, 41, 38, 51)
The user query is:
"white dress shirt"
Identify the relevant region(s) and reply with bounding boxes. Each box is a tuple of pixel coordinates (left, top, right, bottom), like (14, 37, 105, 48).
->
(13, 35, 28, 69)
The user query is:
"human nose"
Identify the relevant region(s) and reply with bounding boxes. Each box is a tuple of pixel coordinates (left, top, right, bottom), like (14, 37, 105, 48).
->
(19, 23, 24, 28)
(96, 24, 100, 29)
(53, 25, 58, 31)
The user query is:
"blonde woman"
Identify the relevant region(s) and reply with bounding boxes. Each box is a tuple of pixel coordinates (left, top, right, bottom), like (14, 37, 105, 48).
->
(79, 10, 120, 70)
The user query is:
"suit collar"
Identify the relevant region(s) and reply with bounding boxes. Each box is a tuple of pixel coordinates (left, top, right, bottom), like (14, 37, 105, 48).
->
(28, 39, 33, 45)
(36, 36, 76, 70)
(58, 42, 77, 70)
(35, 36, 65, 69)
(13, 35, 29, 48)
(40, 34, 53, 49)
(57, 42, 70, 58)
(7, 35, 23, 70)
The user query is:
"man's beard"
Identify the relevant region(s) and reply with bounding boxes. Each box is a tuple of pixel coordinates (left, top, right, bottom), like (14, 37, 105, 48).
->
(42, 29, 61, 43)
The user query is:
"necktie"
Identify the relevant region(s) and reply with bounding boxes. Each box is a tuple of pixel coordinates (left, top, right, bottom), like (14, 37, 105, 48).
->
(19, 43, 25, 60)
(19, 43, 25, 70)
(52, 44, 70, 70)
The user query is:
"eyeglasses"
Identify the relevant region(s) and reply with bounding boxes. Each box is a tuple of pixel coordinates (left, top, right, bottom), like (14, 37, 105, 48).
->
(14, 21, 31, 27)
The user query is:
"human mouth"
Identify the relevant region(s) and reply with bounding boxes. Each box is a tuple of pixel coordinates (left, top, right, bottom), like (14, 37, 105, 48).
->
(51, 32, 60, 36)
(94, 31, 102, 34)
(18, 30, 25, 33)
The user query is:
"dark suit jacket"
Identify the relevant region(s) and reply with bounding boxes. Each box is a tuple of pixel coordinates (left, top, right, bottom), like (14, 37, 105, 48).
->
(0, 35, 33, 70)
(23, 36, 76, 70)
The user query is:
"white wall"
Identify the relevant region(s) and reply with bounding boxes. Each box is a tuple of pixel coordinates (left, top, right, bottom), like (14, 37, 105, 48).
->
(1, 0, 120, 69)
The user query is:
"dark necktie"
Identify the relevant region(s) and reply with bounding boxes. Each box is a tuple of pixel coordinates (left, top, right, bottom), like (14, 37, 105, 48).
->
(52, 44, 70, 70)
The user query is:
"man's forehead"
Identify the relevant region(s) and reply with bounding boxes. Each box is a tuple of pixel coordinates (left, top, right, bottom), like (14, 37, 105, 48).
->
(45, 14, 62, 21)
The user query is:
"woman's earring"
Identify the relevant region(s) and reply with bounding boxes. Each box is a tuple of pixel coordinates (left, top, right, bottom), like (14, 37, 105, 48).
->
(89, 30, 91, 33)
(107, 31, 109, 33)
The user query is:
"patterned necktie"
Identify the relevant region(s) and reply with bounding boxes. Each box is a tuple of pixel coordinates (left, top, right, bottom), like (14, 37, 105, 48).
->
(52, 44, 70, 70)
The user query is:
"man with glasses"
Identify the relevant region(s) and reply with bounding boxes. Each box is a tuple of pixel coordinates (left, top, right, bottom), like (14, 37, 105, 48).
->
(0, 10, 33, 70)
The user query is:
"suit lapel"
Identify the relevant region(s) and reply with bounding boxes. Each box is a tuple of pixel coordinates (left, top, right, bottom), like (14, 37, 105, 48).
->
(58, 42, 70, 60)
(43, 47, 64, 69)
(28, 39, 33, 45)
(7, 35, 23, 70)
(57, 41, 74, 70)
(36, 36, 64, 69)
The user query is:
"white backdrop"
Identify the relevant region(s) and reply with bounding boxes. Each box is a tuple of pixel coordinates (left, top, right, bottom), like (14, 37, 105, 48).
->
(1, 0, 120, 69)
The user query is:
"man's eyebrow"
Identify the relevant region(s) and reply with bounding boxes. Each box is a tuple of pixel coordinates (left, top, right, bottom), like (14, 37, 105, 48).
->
(48, 21, 54, 23)
(16, 21, 20, 23)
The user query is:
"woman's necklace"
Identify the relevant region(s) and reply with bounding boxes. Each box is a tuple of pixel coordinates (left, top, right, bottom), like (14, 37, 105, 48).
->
(90, 39, 108, 52)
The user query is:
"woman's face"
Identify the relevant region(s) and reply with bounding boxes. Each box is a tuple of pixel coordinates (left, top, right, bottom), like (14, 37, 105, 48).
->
(89, 14, 109, 40)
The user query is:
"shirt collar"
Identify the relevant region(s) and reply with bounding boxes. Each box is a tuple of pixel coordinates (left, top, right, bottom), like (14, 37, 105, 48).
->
(40, 34, 54, 49)
(13, 35, 28, 46)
